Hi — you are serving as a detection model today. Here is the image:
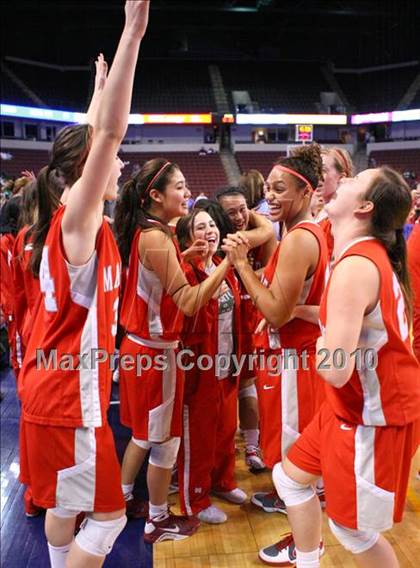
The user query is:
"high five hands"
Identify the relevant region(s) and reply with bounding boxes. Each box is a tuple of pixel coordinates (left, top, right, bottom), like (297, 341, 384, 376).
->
(221, 232, 250, 267)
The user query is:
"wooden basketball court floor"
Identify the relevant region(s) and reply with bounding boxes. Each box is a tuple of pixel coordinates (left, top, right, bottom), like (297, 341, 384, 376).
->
(155, 439, 420, 568)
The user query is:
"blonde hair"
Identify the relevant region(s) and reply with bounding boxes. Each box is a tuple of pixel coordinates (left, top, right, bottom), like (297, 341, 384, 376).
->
(321, 147, 353, 178)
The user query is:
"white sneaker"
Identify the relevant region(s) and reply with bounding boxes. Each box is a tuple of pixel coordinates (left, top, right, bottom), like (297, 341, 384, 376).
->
(245, 445, 266, 470)
(197, 505, 227, 524)
(213, 488, 247, 504)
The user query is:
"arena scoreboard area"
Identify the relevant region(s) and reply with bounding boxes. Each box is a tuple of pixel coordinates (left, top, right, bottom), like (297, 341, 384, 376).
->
(295, 124, 313, 142)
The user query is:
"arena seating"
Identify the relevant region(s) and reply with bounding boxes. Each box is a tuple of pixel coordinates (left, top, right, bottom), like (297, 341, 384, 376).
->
(133, 61, 215, 113)
(2, 59, 216, 114)
(2, 60, 91, 110)
(235, 151, 286, 178)
(0, 148, 50, 178)
(221, 62, 331, 113)
(337, 65, 420, 113)
(369, 148, 420, 176)
(119, 151, 228, 198)
(1, 148, 228, 198)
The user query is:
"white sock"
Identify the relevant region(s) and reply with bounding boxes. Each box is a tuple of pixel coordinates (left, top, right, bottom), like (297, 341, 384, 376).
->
(243, 429, 259, 448)
(122, 483, 134, 501)
(149, 502, 168, 521)
(295, 547, 320, 568)
(48, 542, 72, 568)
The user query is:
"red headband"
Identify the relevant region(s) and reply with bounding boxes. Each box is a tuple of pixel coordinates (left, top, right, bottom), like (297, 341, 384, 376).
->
(274, 165, 314, 191)
(142, 161, 172, 204)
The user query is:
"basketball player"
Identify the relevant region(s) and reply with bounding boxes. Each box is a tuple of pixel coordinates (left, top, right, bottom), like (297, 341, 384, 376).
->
(316, 147, 353, 258)
(19, 3, 150, 566)
(222, 144, 328, 517)
(175, 209, 245, 524)
(115, 160, 233, 543)
(217, 186, 277, 470)
(260, 167, 420, 567)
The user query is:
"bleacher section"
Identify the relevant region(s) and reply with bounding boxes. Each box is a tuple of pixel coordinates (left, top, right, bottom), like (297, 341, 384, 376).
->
(133, 61, 215, 113)
(369, 148, 420, 176)
(2, 61, 91, 111)
(235, 151, 286, 178)
(2, 60, 216, 114)
(0, 148, 50, 178)
(221, 62, 331, 113)
(120, 151, 227, 197)
(0, 148, 228, 198)
(336, 65, 420, 113)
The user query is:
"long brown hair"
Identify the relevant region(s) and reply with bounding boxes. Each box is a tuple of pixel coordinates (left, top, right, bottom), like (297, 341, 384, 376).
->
(364, 166, 413, 317)
(29, 123, 92, 276)
(239, 169, 265, 209)
(114, 158, 180, 267)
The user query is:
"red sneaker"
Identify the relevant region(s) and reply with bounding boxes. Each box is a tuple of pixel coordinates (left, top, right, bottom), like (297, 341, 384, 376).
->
(126, 497, 149, 520)
(258, 533, 325, 566)
(143, 511, 200, 543)
(24, 487, 44, 518)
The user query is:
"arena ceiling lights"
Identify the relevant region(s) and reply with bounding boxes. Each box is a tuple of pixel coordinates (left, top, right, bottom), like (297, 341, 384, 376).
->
(236, 113, 348, 125)
(351, 108, 420, 125)
(0, 104, 213, 125)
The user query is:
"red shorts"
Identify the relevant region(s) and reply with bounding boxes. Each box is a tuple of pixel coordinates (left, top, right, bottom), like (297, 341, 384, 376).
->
(19, 419, 124, 513)
(287, 402, 418, 531)
(119, 334, 184, 442)
(256, 350, 324, 468)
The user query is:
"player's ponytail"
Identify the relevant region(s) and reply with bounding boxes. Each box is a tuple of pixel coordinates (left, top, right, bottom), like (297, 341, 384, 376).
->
(364, 166, 413, 319)
(275, 142, 323, 191)
(114, 158, 179, 267)
(29, 124, 92, 276)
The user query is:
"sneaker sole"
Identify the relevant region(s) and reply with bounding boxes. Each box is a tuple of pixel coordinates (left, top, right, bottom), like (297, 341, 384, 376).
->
(251, 495, 287, 514)
(258, 544, 325, 566)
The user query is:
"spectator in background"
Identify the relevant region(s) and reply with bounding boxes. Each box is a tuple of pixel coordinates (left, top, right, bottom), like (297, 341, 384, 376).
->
(239, 169, 281, 240)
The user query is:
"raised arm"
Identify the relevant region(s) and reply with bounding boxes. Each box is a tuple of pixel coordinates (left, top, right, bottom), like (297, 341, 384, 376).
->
(223, 229, 318, 328)
(140, 230, 231, 317)
(316, 256, 380, 388)
(62, 1, 150, 265)
(85, 53, 109, 128)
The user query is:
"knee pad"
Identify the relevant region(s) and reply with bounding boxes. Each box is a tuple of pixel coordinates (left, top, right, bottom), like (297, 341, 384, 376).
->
(132, 437, 152, 450)
(75, 515, 127, 557)
(149, 437, 180, 469)
(239, 384, 257, 399)
(328, 519, 379, 554)
(272, 463, 316, 507)
(48, 506, 81, 519)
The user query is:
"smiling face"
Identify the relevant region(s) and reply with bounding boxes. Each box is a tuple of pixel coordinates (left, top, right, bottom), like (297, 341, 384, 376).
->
(153, 168, 191, 219)
(325, 168, 379, 222)
(191, 210, 220, 254)
(218, 194, 250, 231)
(265, 167, 310, 223)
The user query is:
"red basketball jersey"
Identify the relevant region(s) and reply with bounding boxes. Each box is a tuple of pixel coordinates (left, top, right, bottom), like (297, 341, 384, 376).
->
(319, 237, 420, 426)
(318, 217, 334, 259)
(21, 206, 121, 427)
(407, 222, 420, 361)
(0, 233, 16, 319)
(119, 228, 184, 342)
(12, 226, 41, 349)
(256, 221, 328, 352)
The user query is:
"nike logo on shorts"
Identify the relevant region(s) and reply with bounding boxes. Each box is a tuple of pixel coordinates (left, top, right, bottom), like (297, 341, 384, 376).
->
(340, 424, 353, 431)
(263, 385, 275, 390)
